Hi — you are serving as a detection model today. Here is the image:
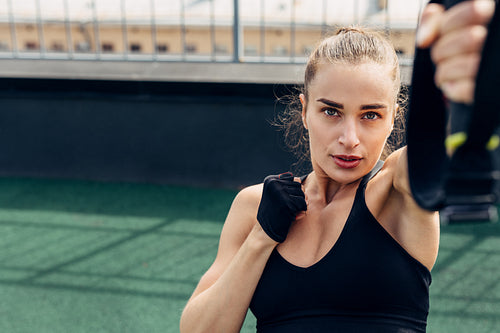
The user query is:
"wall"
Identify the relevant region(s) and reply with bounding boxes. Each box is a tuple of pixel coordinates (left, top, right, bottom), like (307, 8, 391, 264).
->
(0, 78, 302, 189)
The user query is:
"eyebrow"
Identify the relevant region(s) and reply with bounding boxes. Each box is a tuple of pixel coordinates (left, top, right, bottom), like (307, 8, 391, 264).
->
(360, 104, 388, 110)
(316, 98, 388, 111)
(317, 98, 343, 109)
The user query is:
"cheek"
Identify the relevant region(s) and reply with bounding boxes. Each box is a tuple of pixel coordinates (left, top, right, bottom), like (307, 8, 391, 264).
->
(306, 122, 331, 156)
(307, 119, 335, 144)
(372, 126, 393, 152)
(360, 122, 392, 149)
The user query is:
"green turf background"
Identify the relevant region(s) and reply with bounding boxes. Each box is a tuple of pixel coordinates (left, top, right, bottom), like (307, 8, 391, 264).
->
(0, 177, 498, 332)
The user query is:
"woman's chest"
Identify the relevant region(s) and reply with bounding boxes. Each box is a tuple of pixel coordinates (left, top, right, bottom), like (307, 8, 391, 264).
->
(276, 194, 356, 268)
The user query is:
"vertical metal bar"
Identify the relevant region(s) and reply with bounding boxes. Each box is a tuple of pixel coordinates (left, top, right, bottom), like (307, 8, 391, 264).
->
(121, 0, 128, 59)
(354, 0, 359, 24)
(180, 0, 186, 59)
(260, 0, 265, 61)
(290, 0, 296, 62)
(321, 0, 328, 36)
(6, 0, 17, 57)
(210, 0, 216, 60)
(384, 0, 390, 36)
(91, 0, 101, 58)
(233, 0, 241, 63)
(63, 0, 73, 58)
(150, 0, 158, 59)
(35, 0, 46, 57)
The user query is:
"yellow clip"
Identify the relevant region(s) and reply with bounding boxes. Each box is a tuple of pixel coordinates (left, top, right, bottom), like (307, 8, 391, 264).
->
(487, 135, 500, 151)
(445, 132, 467, 152)
(445, 132, 499, 153)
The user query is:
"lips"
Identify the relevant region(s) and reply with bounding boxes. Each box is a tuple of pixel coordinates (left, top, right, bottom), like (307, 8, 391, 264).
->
(333, 155, 362, 169)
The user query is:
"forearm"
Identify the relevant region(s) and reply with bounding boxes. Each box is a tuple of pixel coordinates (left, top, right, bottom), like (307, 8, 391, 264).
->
(180, 225, 276, 333)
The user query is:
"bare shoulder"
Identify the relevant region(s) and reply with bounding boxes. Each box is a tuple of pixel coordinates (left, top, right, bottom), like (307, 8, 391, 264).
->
(367, 147, 416, 198)
(187, 183, 263, 301)
(365, 148, 404, 216)
(207, 183, 263, 266)
(221, 184, 263, 244)
(369, 146, 437, 222)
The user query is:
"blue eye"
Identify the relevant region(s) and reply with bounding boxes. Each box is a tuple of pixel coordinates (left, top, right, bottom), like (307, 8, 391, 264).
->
(324, 108, 339, 117)
(363, 112, 380, 120)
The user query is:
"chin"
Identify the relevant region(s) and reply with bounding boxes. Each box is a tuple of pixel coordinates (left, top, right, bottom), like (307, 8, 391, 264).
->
(330, 163, 373, 183)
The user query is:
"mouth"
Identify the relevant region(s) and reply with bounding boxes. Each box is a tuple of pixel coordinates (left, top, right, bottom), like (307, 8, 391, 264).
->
(333, 155, 362, 169)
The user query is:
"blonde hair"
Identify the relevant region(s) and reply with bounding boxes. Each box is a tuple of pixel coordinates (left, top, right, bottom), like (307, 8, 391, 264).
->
(304, 26, 401, 101)
(277, 26, 406, 170)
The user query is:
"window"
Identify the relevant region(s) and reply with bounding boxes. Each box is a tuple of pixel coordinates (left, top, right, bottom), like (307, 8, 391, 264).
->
(25, 42, 38, 50)
(0, 41, 9, 51)
(102, 43, 114, 52)
(156, 44, 168, 53)
(272, 45, 288, 56)
(244, 44, 258, 56)
(214, 44, 228, 55)
(50, 42, 64, 52)
(185, 43, 197, 53)
(130, 43, 141, 52)
(75, 41, 91, 52)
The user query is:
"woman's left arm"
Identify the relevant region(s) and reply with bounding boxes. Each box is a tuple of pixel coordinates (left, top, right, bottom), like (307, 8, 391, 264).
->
(397, 0, 495, 208)
(385, 0, 496, 270)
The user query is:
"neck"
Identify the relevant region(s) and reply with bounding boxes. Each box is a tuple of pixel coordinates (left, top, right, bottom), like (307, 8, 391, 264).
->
(307, 170, 361, 205)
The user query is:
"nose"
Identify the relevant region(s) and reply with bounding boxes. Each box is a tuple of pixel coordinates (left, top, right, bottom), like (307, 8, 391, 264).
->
(338, 119, 360, 149)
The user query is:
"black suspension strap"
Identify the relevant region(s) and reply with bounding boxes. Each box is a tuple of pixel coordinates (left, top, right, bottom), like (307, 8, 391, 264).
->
(407, 0, 500, 224)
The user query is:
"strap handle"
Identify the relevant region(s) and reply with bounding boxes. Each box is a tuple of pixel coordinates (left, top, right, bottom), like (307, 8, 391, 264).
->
(407, 0, 500, 223)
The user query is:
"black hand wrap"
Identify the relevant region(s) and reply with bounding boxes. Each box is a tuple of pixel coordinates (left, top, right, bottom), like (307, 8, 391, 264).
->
(257, 172, 307, 243)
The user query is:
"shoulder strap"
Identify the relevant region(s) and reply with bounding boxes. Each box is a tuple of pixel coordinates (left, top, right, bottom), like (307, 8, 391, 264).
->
(360, 160, 384, 187)
(300, 174, 308, 183)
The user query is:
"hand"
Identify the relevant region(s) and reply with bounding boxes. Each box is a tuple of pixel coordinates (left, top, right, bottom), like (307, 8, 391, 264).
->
(257, 172, 307, 243)
(416, 0, 496, 104)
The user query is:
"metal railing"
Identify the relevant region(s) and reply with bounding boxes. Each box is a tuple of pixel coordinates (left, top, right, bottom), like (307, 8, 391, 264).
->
(0, 0, 421, 64)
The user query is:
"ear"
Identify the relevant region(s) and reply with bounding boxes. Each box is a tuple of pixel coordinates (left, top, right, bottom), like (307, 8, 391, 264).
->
(300, 93, 308, 129)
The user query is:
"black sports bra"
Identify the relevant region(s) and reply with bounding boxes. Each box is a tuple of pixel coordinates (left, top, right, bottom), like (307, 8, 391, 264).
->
(250, 162, 432, 332)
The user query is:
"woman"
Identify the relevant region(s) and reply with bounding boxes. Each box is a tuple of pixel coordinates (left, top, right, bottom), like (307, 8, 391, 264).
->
(180, 1, 496, 332)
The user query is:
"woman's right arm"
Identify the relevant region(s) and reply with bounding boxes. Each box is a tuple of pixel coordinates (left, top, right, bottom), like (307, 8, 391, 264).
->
(179, 184, 277, 333)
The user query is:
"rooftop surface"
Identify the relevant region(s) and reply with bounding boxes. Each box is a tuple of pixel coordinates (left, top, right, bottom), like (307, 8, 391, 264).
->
(0, 177, 498, 333)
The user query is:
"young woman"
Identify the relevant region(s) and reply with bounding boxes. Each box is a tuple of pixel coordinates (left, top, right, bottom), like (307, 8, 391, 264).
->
(180, 1, 496, 332)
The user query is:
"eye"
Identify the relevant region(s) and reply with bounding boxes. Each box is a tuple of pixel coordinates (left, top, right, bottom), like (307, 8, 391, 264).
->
(323, 108, 340, 117)
(362, 112, 381, 120)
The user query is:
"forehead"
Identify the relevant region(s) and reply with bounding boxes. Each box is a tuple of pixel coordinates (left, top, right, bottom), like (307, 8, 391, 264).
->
(308, 62, 395, 104)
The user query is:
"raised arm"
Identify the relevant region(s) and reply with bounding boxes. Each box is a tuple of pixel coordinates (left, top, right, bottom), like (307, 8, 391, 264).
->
(378, 0, 496, 270)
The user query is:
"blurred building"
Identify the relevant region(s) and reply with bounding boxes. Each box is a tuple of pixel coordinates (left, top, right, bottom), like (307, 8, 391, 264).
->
(0, 0, 424, 62)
